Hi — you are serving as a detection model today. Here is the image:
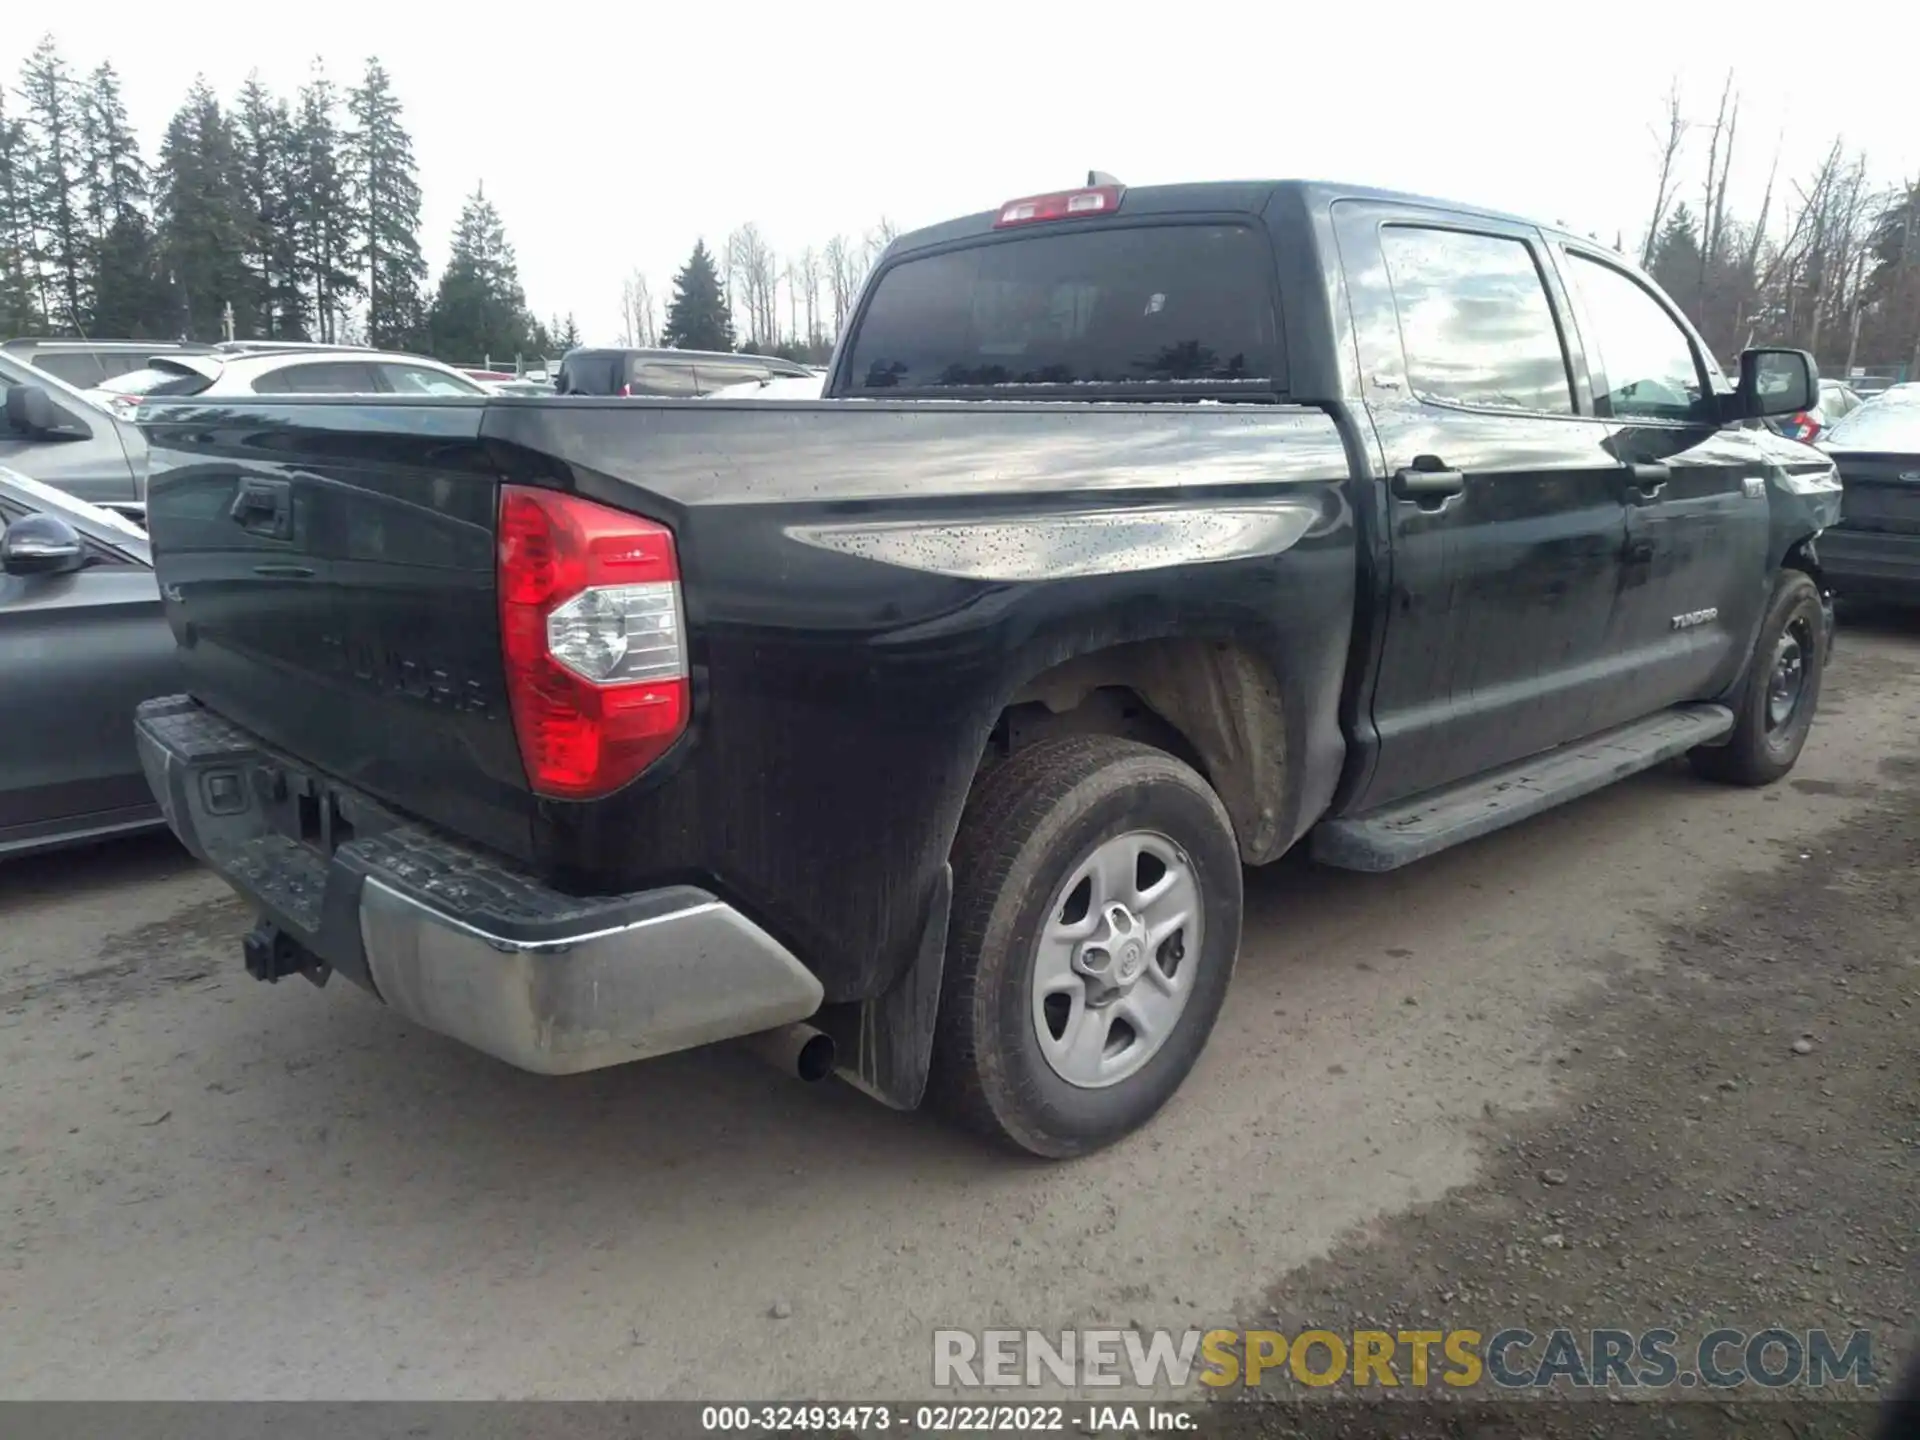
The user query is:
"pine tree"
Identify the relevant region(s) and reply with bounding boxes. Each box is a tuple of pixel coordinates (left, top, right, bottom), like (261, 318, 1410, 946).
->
(18, 36, 86, 330)
(154, 79, 250, 341)
(346, 58, 426, 350)
(555, 313, 581, 350)
(426, 183, 532, 362)
(232, 74, 304, 337)
(76, 65, 141, 245)
(0, 88, 42, 333)
(289, 64, 359, 343)
(65, 64, 169, 337)
(1649, 201, 1704, 308)
(662, 240, 733, 352)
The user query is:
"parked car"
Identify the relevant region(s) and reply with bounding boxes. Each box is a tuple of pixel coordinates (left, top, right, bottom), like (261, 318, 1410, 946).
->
(483, 378, 557, 397)
(1815, 388, 1920, 604)
(1770, 377, 1865, 443)
(0, 349, 153, 515)
(131, 177, 1835, 1158)
(702, 373, 826, 400)
(0, 466, 175, 858)
(87, 347, 490, 418)
(555, 346, 813, 396)
(1, 337, 215, 390)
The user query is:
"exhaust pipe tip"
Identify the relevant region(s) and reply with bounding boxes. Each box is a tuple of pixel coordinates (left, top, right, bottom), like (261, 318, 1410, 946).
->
(792, 1028, 835, 1082)
(743, 1022, 836, 1083)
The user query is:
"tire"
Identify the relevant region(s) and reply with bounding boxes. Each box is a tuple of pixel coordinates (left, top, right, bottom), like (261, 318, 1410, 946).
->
(926, 735, 1243, 1158)
(1690, 570, 1827, 786)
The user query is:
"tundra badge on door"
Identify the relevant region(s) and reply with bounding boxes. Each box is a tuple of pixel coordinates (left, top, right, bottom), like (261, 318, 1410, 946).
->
(1671, 608, 1719, 630)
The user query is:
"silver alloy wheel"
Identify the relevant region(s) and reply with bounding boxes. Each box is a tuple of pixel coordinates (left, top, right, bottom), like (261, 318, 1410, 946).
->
(1031, 829, 1204, 1089)
(1766, 622, 1810, 732)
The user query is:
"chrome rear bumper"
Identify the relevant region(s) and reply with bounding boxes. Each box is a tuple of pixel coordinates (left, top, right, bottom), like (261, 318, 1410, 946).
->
(135, 695, 823, 1075)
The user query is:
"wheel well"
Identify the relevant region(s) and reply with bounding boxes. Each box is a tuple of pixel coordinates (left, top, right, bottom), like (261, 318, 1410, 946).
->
(1783, 537, 1823, 589)
(983, 639, 1290, 863)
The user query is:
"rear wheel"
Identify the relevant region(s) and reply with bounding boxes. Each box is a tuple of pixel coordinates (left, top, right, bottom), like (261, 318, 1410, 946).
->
(927, 736, 1242, 1158)
(1691, 570, 1827, 786)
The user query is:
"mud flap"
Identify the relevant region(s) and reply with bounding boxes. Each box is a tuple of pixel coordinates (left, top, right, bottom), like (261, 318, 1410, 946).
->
(815, 863, 950, 1111)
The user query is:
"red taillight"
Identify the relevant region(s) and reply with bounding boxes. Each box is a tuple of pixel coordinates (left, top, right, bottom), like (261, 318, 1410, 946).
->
(618, 383, 632, 397)
(497, 485, 688, 799)
(992, 184, 1125, 228)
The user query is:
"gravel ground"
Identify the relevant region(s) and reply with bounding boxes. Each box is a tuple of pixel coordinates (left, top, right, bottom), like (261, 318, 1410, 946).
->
(1240, 620, 1920, 1438)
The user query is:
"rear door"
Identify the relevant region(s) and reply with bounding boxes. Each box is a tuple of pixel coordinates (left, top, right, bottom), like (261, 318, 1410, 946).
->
(1552, 244, 1771, 713)
(1334, 202, 1633, 809)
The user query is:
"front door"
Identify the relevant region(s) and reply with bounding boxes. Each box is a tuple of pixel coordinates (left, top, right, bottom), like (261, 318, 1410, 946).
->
(1550, 245, 1773, 713)
(1333, 203, 1633, 810)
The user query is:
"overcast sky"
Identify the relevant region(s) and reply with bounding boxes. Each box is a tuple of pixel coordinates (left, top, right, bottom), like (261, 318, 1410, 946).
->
(6, 2, 1917, 345)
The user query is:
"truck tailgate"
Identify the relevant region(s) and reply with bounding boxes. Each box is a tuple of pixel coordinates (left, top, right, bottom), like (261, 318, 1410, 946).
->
(141, 400, 536, 859)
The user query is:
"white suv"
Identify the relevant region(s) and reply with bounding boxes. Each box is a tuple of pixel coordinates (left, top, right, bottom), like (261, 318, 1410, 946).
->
(87, 345, 488, 418)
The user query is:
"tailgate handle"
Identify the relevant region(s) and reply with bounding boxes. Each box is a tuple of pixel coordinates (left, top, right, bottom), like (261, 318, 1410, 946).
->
(229, 477, 293, 539)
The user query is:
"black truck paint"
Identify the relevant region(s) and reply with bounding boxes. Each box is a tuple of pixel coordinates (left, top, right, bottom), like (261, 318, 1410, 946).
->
(131, 179, 1841, 1151)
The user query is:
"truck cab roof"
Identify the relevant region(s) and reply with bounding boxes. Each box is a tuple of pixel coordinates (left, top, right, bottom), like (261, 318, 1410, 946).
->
(887, 179, 1556, 258)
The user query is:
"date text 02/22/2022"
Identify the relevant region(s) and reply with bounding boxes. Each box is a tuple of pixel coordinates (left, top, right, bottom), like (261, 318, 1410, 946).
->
(698, 1404, 1196, 1433)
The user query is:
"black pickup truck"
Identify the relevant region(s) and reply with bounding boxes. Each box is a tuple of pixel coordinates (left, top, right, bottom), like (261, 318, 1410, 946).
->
(132, 178, 1840, 1158)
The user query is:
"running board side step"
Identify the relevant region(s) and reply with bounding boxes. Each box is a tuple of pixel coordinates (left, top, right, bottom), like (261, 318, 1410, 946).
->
(1311, 703, 1735, 873)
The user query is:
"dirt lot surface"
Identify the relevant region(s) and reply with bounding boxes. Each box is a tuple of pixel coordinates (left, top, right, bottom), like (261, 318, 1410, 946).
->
(2, 624, 1916, 1425)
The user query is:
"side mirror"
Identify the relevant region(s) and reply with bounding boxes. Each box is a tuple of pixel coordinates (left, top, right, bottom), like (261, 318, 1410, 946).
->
(4, 383, 90, 441)
(1730, 348, 1819, 421)
(0, 513, 89, 577)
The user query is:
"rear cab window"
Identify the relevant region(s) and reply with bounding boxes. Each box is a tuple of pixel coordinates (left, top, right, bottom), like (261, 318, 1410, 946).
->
(252, 362, 383, 395)
(842, 223, 1280, 397)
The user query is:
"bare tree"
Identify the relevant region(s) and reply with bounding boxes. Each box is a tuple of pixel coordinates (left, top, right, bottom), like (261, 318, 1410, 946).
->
(618, 269, 656, 348)
(862, 216, 898, 271)
(1699, 72, 1738, 288)
(1641, 81, 1689, 268)
(823, 234, 858, 330)
(726, 224, 778, 348)
(798, 245, 822, 349)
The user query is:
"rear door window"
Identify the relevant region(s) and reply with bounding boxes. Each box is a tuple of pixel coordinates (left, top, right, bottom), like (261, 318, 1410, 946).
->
(843, 223, 1279, 394)
(253, 362, 383, 395)
(378, 363, 486, 396)
(694, 364, 768, 392)
(1380, 226, 1575, 414)
(630, 361, 700, 396)
(26, 351, 118, 386)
